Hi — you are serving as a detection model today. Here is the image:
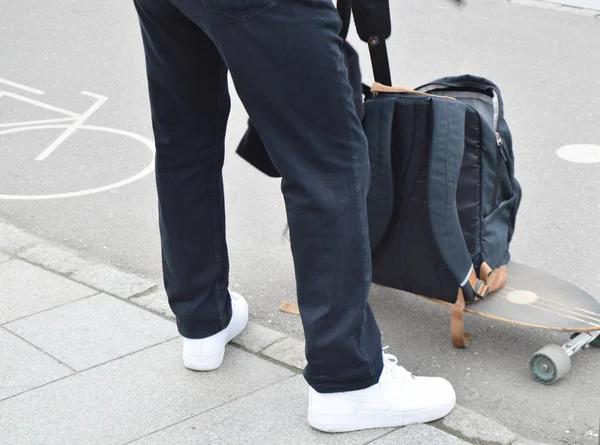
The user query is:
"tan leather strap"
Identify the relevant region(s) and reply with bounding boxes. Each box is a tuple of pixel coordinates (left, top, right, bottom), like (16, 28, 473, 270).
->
(480, 262, 507, 293)
(370, 82, 456, 100)
(480, 262, 493, 281)
(451, 289, 472, 348)
(450, 262, 508, 348)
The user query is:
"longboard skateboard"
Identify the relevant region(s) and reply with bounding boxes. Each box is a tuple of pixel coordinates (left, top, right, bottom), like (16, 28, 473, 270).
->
(279, 261, 600, 385)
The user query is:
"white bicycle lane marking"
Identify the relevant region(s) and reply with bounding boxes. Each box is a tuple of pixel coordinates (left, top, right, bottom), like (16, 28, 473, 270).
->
(0, 77, 45, 95)
(0, 78, 155, 200)
(556, 144, 600, 164)
(35, 92, 108, 161)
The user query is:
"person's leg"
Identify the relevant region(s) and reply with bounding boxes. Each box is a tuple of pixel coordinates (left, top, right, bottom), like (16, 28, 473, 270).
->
(135, 0, 455, 433)
(167, 0, 382, 393)
(134, 0, 247, 364)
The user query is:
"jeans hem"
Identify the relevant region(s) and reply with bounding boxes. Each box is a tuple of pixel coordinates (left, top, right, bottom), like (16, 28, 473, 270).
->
(304, 359, 384, 394)
(176, 316, 231, 340)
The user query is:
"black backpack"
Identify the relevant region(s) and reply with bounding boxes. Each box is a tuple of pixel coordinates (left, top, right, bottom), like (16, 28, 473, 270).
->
(363, 77, 522, 346)
(236, 0, 521, 347)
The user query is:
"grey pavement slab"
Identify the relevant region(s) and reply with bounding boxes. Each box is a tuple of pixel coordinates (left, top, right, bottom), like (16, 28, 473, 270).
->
(0, 259, 97, 324)
(5, 293, 178, 371)
(131, 289, 175, 320)
(509, 0, 567, 9)
(262, 336, 307, 370)
(512, 438, 552, 445)
(127, 375, 392, 445)
(0, 338, 293, 445)
(71, 263, 155, 298)
(0, 328, 72, 400)
(18, 243, 91, 275)
(441, 404, 518, 445)
(0, 252, 9, 263)
(0, 223, 41, 254)
(512, 0, 600, 15)
(232, 320, 286, 353)
(2, 0, 600, 444)
(542, 0, 600, 11)
(372, 424, 469, 445)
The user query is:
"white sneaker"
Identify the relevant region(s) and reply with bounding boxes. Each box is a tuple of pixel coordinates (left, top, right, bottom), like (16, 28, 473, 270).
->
(307, 352, 456, 433)
(182, 291, 249, 371)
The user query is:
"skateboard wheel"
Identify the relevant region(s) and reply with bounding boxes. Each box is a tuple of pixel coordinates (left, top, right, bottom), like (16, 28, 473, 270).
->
(529, 344, 571, 385)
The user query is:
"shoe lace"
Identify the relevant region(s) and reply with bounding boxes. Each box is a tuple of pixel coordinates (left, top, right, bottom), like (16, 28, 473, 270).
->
(382, 346, 415, 382)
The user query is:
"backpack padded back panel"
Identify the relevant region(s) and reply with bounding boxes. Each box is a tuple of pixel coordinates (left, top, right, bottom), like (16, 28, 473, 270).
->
(368, 95, 459, 303)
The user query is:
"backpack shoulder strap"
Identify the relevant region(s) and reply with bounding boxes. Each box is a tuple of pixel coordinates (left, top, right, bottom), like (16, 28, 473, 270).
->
(426, 97, 508, 347)
(427, 97, 472, 288)
(363, 95, 397, 250)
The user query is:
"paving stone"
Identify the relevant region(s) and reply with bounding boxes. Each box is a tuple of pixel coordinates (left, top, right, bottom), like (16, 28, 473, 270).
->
(18, 243, 91, 275)
(0, 328, 72, 400)
(544, 0, 600, 11)
(0, 339, 292, 445)
(0, 252, 10, 263)
(371, 424, 469, 444)
(131, 294, 288, 353)
(0, 260, 97, 324)
(262, 336, 307, 370)
(511, 437, 552, 445)
(509, 0, 560, 8)
(510, 0, 600, 14)
(127, 375, 391, 445)
(71, 263, 155, 298)
(556, 4, 600, 15)
(232, 321, 286, 352)
(0, 223, 41, 254)
(441, 404, 518, 445)
(5, 294, 178, 371)
(131, 289, 175, 320)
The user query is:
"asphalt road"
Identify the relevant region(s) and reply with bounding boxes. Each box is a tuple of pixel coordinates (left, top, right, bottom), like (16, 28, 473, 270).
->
(1, 1, 599, 444)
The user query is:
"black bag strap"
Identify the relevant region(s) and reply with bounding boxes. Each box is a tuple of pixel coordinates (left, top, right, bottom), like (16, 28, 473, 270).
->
(337, 0, 352, 40)
(337, 0, 392, 86)
(367, 37, 392, 86)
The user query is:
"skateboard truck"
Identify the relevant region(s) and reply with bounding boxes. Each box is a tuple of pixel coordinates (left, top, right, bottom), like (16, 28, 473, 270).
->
(529, 330, 600, 385)
(565, 331, 600, 355)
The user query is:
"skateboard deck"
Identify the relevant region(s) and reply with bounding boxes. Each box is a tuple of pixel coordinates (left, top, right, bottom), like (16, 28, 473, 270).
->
(415, 261, 600, 384)
(416, 261, 600, 333)
(278, 261, 600, 384)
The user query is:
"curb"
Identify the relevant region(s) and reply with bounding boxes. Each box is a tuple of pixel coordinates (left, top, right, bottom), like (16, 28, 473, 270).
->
(0, 220, 552, 445)
(507, 0, 600, 17)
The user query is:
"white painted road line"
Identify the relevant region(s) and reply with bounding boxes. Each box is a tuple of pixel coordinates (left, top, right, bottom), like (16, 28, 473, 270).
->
(0, 92, 80, 118)
(0, 124, 155, 200)
(556, 144, 600, 164)
(35, 92, 108, 161)
(0, 117, 75, 129)
(0, 77, 45, 95)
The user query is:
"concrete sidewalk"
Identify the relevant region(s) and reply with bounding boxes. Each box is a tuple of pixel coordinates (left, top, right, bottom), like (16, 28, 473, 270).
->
(0, 221, 547, 445)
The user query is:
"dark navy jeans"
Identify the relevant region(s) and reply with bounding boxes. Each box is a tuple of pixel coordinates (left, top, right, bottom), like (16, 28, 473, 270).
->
(134, 0, 383, 393)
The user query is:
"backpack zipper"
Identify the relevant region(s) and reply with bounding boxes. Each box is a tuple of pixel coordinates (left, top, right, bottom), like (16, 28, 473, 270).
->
(491, 131, 503, 206)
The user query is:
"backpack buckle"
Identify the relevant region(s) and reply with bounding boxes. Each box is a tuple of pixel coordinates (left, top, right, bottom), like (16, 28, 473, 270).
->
(473, 280, 489, 300)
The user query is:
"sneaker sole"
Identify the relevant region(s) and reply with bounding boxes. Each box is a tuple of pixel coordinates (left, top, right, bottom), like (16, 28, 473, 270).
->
(182, 306, 249, 372)
(307, 394, 456, 433)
